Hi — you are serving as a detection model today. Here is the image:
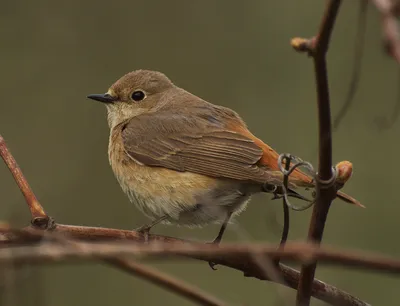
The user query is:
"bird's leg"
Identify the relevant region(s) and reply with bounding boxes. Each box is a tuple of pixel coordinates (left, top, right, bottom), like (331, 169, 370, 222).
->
(135, 215, 168, 242)
(208, 212, 232, 270)
(211, 215, 231, 244)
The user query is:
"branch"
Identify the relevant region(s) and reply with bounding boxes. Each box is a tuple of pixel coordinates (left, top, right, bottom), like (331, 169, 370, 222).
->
(2, 230, 400, 276)
(370, 0, 400, 64)
(292, 1, 342, 305)
(333, 0, 368, 130)
(0, 135, 48, 226)
(0, 226, 384, 306)
(106, 258, 228, 306)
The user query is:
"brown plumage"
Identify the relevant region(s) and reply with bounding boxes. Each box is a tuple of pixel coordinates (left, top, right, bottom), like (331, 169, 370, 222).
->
(88, 70, 363, 241)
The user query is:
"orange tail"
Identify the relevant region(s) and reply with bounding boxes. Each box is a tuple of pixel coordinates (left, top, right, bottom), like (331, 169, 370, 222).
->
(236, 127, 364, 208)
(237, 127, 314, 185)
(336, 191, 365, 208)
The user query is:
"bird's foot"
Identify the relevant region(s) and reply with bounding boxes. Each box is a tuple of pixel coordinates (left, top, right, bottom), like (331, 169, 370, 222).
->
(135, 224, 153, 243)
(206, 237, 222, 270)
(134, 215, 168, 243)
(206, 215, 231, 270)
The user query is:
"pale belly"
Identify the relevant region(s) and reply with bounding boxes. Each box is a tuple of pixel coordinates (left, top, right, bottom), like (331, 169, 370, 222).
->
(110, 157, 252, 226)
(108, 129, 256, 227)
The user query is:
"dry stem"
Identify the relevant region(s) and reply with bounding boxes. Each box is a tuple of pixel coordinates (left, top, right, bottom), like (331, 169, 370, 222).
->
(2, 231, 400, 277)
(0, 135, 48, 225)
(293, 1, 342, 305)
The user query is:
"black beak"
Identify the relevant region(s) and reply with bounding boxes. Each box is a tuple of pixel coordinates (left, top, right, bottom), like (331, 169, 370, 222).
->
(87, 93, 117, 104)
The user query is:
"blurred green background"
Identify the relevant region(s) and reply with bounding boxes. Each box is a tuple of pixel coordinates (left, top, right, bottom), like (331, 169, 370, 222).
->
(1, 1, 399, 305)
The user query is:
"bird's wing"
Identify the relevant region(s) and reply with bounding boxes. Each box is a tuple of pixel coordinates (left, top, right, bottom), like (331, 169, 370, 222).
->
(121, 111, 284, 185)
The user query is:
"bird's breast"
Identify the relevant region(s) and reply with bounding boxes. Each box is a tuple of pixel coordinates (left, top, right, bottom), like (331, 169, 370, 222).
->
(107, 127, 219, 221)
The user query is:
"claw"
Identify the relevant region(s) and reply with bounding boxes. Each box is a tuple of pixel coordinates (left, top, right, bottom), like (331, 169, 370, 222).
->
(206, 240, 221, 270)
(208, 261, 218, 270)
(134, 215, 168, 243)
(135, 224, 151, 243)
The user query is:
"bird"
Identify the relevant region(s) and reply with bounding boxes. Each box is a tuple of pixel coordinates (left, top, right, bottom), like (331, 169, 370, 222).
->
(87, 69, 363, 243)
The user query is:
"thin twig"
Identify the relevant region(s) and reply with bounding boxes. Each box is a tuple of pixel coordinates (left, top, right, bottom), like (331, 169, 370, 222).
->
(280, 155, 291, 247)
(106, 258, 229, 306)
(370, 0, 400, 63)
(374, 68, 400, 130)
(333, 0, 368, 130)
(294, 1, 342, 305)
(368, 0, 400, 129)
(0, 135, 48, 227)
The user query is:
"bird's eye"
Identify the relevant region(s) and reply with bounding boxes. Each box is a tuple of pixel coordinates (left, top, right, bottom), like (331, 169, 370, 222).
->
(131, 90, 146, 102)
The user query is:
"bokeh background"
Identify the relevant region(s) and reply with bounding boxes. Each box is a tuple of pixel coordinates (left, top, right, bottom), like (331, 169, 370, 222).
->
(1, 1, 399, 305)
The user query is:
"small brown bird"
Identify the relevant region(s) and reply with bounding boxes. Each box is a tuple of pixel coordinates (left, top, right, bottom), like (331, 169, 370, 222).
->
(87, 70, 362, 243)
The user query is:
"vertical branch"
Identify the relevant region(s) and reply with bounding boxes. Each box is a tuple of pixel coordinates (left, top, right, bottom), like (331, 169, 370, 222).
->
(0, 135, 49, 226)
(280, 155, 291, 247)
(293, 1, 343, 305)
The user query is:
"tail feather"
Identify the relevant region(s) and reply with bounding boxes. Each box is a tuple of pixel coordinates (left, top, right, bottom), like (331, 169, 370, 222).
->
(243, 128, 363, 208)
(265, 182, 364, 208)
(263, 167, 364, 208)
(264, 173, 364, 208)
(336, 190, 365, 208)
(286, 171, 365, 208)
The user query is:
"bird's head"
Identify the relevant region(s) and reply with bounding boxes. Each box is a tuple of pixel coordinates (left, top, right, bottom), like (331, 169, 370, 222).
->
(87, 70, 175, 128)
